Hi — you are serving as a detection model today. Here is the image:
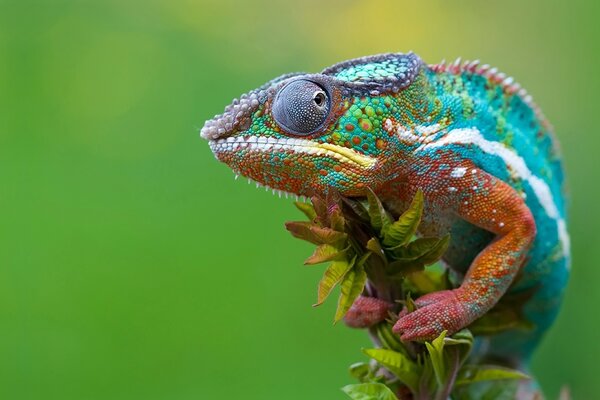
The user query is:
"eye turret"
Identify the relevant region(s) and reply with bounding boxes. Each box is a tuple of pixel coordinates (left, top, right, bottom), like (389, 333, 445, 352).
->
(272, 79, 330, 136)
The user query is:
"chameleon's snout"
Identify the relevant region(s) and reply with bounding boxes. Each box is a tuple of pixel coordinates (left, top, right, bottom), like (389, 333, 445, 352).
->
(200, 89, 266, 141)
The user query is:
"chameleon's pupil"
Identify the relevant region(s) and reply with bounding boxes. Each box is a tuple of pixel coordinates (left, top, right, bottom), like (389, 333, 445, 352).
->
(314, 92, 325, 107)
(272, 79, 330, 136)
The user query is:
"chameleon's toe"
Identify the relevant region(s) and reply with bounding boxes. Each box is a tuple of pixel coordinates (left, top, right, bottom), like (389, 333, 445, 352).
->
(344, 296, 393, 328)
(393, 289, 470, 341)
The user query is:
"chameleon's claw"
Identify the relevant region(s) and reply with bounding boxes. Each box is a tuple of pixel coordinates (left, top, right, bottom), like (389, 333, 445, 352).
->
(344, 296, 393, 328)
(393, 289, 470, 341)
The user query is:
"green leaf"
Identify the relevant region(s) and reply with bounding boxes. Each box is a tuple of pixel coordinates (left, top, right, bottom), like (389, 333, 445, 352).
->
(366, 188, 392, 234)
(425, 330, 447, 387)
(341, 383, 398, 400)
(418, 356, 436, 399)
(404, 269, 449, 295)
(455, 365, 530, 386)
(285, 221, 347, 246)
(382, 189, 423, 247)
(390, 235, 450, 265)
(366, 238, 386, 262)
(387, 236, 449, 279)
(349, 362, 372, 383)
(304, 244, 349, 265)
(362, 348, 420, 392)
(294, 201, 317, 221)
(415, 235, 450, 265)
(479, 381, 519, 400)
(405, 292, 416, 313)
(335, 261, 367, 322)
(315, 256, 356, 306)
(389, 237, 438, 259)
(356, 251, 372, 268)
(375, 323, 408, 355)
(443, 329, 473, 365)
(386, 259, 425, 278)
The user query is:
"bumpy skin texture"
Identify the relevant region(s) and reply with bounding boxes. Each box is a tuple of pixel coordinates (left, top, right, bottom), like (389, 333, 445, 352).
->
(200, 53, 570, 364)
(344, 296, 393, 328)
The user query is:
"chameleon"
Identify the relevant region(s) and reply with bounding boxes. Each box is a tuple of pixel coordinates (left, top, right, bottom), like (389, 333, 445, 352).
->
(199, 53, 569, 374)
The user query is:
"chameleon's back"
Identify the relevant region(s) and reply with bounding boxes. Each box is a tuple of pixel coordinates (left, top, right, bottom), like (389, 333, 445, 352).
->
(426, 62, 570, 363)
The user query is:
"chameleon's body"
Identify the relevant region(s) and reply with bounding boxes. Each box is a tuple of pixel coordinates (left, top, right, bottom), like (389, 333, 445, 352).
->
(200, 53, 569, 369)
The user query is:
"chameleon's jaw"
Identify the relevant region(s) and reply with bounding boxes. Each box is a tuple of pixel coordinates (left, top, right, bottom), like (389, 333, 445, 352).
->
(207, 135, 378, 197)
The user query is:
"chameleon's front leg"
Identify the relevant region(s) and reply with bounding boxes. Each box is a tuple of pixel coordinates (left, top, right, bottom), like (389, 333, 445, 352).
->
(393, 164, 537, 341)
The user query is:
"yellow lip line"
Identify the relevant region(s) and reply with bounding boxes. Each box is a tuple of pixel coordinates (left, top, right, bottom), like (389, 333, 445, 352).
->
(316, 143, 377, 168)
(209, 136, 377, 168)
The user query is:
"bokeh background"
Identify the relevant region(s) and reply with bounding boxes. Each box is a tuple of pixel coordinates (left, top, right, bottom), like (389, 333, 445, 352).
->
(2, 0, 599, 398)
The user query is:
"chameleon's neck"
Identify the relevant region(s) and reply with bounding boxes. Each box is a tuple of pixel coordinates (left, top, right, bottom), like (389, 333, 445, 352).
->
(350, 67, 468, 199)
(367, 69, 444, 187)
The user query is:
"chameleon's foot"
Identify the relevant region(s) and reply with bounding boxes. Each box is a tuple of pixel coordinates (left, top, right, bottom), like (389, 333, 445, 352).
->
(344, 296, 392, 328)
(393, 289, 471, 341)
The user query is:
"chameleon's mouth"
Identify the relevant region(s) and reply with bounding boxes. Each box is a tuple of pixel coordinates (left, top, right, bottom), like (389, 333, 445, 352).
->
(208, 135, 377, 168)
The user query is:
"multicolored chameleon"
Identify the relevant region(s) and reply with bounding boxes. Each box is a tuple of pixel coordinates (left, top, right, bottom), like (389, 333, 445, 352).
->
(200, 53, 569, 372)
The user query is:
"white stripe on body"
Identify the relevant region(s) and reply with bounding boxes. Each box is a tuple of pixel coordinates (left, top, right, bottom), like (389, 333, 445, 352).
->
(419, 127, 570, 259)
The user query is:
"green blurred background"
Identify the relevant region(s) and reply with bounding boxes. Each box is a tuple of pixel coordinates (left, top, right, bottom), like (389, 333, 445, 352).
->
(1, 0, 598, 398)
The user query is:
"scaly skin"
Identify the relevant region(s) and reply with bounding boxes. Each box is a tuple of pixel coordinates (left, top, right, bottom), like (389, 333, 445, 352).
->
(200, 53, 570, 366)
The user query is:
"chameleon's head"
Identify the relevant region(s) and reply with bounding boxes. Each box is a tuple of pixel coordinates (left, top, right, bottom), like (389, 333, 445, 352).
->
(200, 53, 423, 197)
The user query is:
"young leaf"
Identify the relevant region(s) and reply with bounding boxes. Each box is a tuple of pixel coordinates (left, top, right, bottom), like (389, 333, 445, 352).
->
(382, 189, 424, 247)
(415, 235, 450, 265)
(390, 235, 449, 264)
(356, 251, 372, 268)
(315, 256, 356, 307)
(418, 355, 436, 400)
(455, 365, 530, 386)
(366, 188, 391, 234)
(341, 383, 398, 400)
(443, 329, 473, 365)
(304, 244, 349, 265)
(375, 323, 408, 355)
(330, 206, 346, 232)
(386, 259, 425, 278)
(362, 348, 420, 392)
(311, 195, 329, 225)
(294, 201, 317, 221)
(405, 292, 416, 313)
(425, 330, 447, 387)
(366, 237, 386, 262)
(404, 270, 449, 295)
(285, 221, 347, 246)
(479, 381, 519, 400)
(335, 263, 368, 323)
(349, 362, 372, 383)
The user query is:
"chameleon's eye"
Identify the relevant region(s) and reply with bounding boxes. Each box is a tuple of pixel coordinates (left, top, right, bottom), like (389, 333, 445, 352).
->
(272, 79, 330, 136)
